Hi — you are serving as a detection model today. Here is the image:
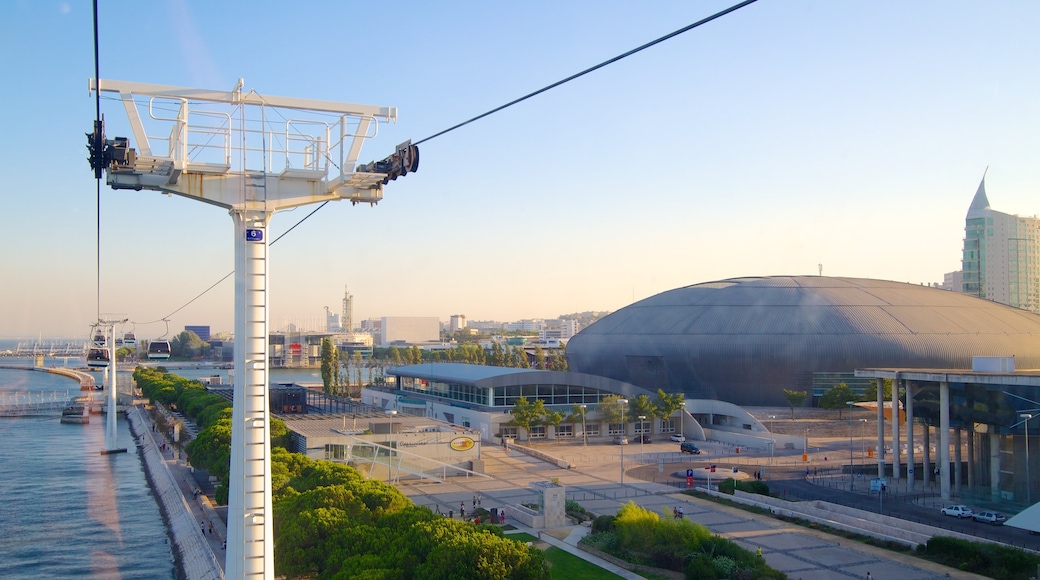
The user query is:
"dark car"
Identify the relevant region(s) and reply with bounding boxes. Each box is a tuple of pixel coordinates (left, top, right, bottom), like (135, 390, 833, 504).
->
(638, 434, 652, 443)
(680, 442, 701, 454)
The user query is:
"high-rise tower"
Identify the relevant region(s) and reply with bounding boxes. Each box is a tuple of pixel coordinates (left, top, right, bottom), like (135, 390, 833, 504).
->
(960, 171, 1040, 313)
(342, 286, 354, 332)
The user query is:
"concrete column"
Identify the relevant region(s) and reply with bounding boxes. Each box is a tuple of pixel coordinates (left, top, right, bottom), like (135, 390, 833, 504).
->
(905, 382, 915, 492)
(891, 378, 900, 482)
(967, 427, 975, 491)
(876, 379, 885, 479)
(954, 427, 962, 497)
(940, 381, 951, 501)
(991, 431, 1001, 502)
(923, 423, 931, 486)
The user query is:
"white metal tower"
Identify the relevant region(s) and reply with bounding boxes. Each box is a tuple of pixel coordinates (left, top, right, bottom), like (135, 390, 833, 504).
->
(89, 78, 415, 579)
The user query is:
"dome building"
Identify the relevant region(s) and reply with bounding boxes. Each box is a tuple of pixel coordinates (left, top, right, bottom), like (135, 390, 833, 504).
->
(566, 276, 1040, 407)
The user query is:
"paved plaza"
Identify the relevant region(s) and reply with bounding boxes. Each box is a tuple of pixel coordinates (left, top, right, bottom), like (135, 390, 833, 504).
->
(398, 439, 989, 580)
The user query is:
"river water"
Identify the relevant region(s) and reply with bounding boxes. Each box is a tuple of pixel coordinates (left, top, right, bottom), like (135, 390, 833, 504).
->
(0, 347, 356, 578)
(0, 364, 176, 579)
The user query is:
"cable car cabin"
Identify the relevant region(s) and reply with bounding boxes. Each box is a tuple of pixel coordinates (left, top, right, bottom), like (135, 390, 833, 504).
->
(92, 332, 107, 347)
(147, 340, 171, 360)
(123, 332, 136, 344)
(87, 347, 110, 368)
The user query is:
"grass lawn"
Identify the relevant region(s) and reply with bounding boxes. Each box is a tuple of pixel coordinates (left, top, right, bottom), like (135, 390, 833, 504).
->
(506, 533, 624, 579)
(543, 546, 624, 579)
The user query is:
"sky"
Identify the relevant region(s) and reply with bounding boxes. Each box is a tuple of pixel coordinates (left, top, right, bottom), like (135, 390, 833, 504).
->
(1, 1, 1038, 340)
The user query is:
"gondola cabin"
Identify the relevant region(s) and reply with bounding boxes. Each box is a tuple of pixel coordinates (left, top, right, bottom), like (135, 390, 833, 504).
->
(87, 346, 110, 368)
(147, 340, 171, 361)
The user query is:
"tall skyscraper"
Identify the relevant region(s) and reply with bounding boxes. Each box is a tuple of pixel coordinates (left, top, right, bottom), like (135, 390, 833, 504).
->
(960, 172, 1040, 314)
(342, 286, 354, 332)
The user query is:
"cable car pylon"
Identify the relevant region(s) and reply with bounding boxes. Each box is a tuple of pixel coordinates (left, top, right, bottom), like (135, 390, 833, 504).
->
(89, 78, 415, 578)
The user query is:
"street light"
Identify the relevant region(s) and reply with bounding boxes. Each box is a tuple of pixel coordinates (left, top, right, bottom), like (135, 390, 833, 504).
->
(847, 401, 855, 490)
(388, 410, 398, 483)
(1023, 413, 1033, 506)
(768, 414, 776, 467)
(580, 404, 588, 448)
(638, 415, 646, 463)
(619, 398, 629, 486)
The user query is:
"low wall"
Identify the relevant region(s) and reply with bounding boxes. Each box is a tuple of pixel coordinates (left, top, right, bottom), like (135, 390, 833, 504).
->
(702, 486, 1025, 551)
(505, 440, 571, 469)
(127, 406, 224, 580)
(507, 504, 544, 528)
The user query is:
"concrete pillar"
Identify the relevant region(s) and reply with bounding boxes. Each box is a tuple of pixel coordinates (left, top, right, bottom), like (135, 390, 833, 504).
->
(923, 423, 931, 486)
(939, 381, 951, 501)
(905, 382, 915, 492)
(967, 427, 975, 491)
(891, 378, 900, 482)
(990, 430, 1001, 502)
(954, 427, 962, 497)
(877, 378, 885, 479)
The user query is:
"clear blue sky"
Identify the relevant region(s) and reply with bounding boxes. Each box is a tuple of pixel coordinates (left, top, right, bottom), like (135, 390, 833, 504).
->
(1, 1, 1038, 339)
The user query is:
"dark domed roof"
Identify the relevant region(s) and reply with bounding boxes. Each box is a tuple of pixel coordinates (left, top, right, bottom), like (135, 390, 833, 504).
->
(566, 276, 1040, 406)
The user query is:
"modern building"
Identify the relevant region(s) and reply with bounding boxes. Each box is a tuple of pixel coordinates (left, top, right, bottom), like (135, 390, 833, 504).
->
(184, 325, 211, 341)
(449, 314, 467, 334)
(379, 316, 439, 347)
(361, 363, 788, 449)
(956, 173, 1040, 313)
(342, 286, 354, 332)
(565, 276, 1040, 408)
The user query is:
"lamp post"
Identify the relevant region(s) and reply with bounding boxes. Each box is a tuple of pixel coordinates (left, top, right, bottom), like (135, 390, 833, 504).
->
(847, 401, 855, 490)
(388, 410, 398, 483)
(619, 398, 629, 486)
(1023, 413, 1033, 506)
(580, 404, 588, 447)
(768, 414, 776, 467)
(638, 415, 646, 463)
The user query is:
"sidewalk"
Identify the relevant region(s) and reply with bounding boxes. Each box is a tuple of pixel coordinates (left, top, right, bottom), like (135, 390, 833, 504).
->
(136, 404, 227, 575)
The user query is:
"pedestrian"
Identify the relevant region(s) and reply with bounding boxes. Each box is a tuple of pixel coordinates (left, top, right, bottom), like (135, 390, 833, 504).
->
(449, 509, 453, 519)
(477, 495, 482, 507)
(866, 572, 872, 580)
(460, 504, 465, 518)
(222, 541, 226, 550)
(678, 506, 684, 519)
(473, 496, 477, 509)
(208, 524, 213, 535)
(673, 506, 678, 520)
(200, 521, 205, 533)
(500, 507, 506, 521)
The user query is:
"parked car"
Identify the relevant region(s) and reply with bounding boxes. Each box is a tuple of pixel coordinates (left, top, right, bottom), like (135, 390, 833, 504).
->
(612, 435, 628, 445)
(941, 505, 973, 518)
(973, 511, 1007, 525)
(680, 442, 701, 454)
(670, 434, 686, 443)
(638, 434, 652, 443)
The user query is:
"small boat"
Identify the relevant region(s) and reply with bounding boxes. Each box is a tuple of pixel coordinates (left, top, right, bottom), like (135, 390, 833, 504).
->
(60, 404, 89, 424)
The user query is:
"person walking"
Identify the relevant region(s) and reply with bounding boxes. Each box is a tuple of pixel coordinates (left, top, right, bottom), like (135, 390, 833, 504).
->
(866, 572, 872, 580)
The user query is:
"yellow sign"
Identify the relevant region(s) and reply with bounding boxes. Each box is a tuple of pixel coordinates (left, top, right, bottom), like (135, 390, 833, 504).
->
(450, 437, 475, 451)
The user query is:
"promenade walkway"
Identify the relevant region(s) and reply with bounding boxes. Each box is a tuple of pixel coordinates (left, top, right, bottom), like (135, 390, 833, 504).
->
(128, 404, 225, 580)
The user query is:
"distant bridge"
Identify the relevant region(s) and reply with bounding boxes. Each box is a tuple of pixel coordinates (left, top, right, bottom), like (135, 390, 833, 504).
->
(0, 390, 78, 417)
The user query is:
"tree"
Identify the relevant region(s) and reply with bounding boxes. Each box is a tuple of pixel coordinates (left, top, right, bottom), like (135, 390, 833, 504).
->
(628, 394, 657, 425)
(819, 383, 858, 419)
(320, 338, 339, 395)
(533, 345, 547, 370)
(783, 389, 807, 419)
(541, 409, 564, 441)
(654, 389, 685, 419)
(508, 397, 545, 441)
(863, 378, 893, 401)
(598, 394, 627, 427)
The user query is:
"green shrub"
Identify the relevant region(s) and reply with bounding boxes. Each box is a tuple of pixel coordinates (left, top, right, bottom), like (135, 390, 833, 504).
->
(918, 536, 1040, 579)
(684, 554, 717, 579)
(713, 555, 736, 578)
(718, 478, 736, 495)
(591, 515, 616, 534)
